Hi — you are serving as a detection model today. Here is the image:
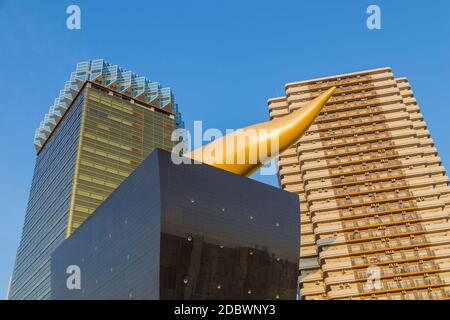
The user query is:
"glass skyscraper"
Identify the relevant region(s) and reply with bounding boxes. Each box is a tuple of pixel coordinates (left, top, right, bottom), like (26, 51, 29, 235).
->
(9, 60, 182, 300)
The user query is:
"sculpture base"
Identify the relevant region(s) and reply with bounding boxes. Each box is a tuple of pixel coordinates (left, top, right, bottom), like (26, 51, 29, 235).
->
(51, 149, 300, 299)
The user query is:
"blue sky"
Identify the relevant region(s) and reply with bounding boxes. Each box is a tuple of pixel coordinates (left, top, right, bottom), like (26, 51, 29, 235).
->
(1, 0, 450, 298)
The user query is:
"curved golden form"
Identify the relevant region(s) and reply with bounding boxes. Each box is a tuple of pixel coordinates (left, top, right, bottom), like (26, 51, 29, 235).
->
(184, 87, 336, 176)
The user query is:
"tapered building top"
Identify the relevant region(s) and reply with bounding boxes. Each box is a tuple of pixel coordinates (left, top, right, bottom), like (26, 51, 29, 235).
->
(33, 59, 184, 153)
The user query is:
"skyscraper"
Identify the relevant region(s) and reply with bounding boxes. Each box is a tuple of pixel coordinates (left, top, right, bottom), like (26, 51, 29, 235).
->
(269, 67, 450, 300)
(10, 60, 181, 300)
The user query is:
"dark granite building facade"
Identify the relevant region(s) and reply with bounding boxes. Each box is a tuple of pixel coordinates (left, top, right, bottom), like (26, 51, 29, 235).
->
(51, 149, 300, 299)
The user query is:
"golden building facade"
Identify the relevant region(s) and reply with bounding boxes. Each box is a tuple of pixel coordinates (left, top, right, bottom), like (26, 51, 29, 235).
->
(67, 82, 176, 235)
(268, 67, 450, 300)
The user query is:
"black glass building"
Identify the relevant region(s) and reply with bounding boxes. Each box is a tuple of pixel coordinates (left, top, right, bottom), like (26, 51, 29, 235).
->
(51, 149, 300, 299)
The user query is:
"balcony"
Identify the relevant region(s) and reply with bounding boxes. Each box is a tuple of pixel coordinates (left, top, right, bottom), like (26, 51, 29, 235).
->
(310, 138, 432, 162)
(285, 69, 393, 95)
(317, 222, 450, 247)
(312, 196, 450, 225)
(304, 162, 443, 186)
(315, 210, 449, 236)
(301, 146, 437, 180)
(300, 284, 326, 297)
(352, 262, 450, 282)
(328, 274, 450, 299)
(299, 269, 323, 283)
(319, 233, 450, 260)
(301, 120, 412, 145)
(307, 175, 448, 202)
(356, 274, 450, 295)
(299, 126, 415, 153)
(299, 257, 320, 270)
(288, 82, 398, 105)
(322, 248, 440, 272)
(362, 288, 450, 300)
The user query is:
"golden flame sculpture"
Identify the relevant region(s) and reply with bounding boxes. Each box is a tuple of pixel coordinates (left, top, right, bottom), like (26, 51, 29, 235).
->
(184, 87, 336, 176)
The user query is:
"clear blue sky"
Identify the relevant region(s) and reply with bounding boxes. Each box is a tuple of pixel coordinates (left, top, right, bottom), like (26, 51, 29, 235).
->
(1, 0, 450, 298)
